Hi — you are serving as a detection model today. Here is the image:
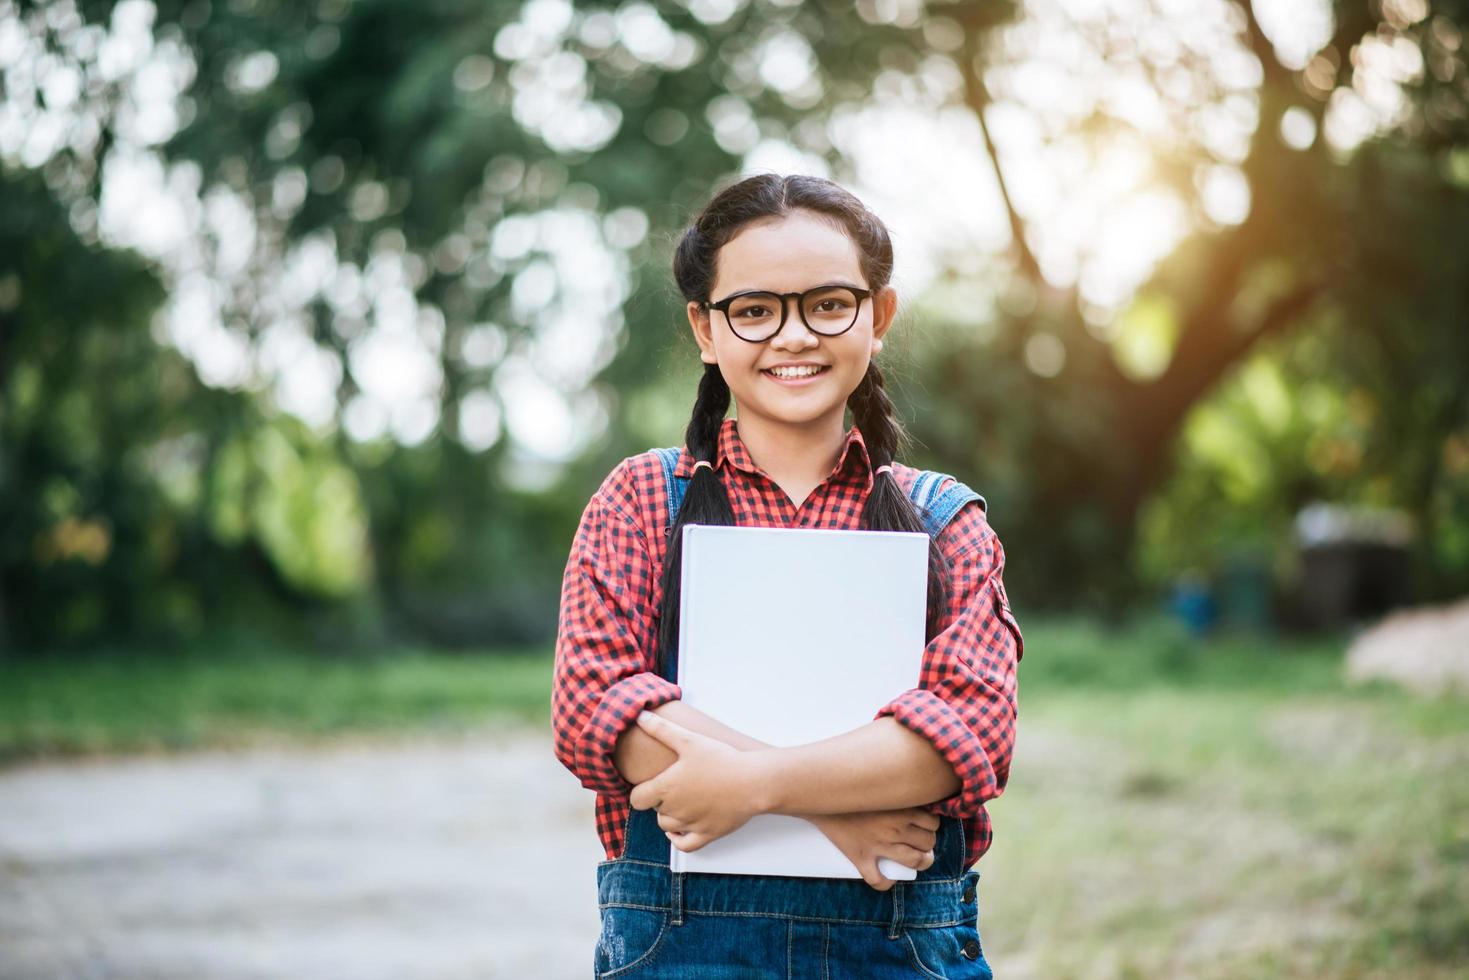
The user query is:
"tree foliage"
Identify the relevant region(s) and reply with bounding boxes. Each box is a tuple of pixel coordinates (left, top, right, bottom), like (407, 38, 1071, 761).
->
(3, 0, 1467, 648)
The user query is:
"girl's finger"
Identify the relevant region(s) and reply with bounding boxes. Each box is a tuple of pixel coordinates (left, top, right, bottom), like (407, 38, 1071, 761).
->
(628, 780, 662, 812)
(636, 711, 690, 751)
(657, 811, 689, 833)
(881, 843, 932, 870)
(908, 812, 941, 832)
(861, 861, 895, 892)
(900, 826, 939, 852)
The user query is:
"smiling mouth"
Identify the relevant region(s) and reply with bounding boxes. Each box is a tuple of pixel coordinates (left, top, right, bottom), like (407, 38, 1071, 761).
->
(762, 366, 831, 380)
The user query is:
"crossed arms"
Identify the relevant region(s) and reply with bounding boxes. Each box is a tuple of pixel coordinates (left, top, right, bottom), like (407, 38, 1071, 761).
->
(616, 702, 961, 845)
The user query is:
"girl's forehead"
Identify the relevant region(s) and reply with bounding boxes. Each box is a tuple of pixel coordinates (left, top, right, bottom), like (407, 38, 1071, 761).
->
(712, 211, 864, 296)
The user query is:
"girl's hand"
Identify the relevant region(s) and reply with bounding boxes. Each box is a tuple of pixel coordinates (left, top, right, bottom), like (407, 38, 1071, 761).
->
(629, 711, 766, 852)
(808, 808, 940, 892)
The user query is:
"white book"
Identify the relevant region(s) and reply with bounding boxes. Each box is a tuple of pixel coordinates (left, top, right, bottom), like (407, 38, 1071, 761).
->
(671, 523, 930, 879)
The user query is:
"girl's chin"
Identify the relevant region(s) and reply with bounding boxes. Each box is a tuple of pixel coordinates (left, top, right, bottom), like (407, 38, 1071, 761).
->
(740, 401, 843, 427)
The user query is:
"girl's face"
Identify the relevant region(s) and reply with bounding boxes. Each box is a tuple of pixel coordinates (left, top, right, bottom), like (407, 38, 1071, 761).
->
(686, 210, 896, 434)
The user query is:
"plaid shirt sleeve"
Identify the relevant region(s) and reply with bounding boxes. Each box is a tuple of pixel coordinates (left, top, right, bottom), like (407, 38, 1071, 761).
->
(551, 464, 681, 797)
(874, 499, 1023, 819)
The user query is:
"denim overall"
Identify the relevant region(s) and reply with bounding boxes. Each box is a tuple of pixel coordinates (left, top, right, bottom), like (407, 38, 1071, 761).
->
(591, 451, 995, 978)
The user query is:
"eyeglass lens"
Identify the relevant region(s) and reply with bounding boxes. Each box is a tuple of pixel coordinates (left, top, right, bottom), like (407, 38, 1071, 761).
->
(722, 286, 862, 341)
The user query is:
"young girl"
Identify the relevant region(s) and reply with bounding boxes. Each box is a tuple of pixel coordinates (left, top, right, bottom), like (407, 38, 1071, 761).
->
(552, 173, 1023, 978)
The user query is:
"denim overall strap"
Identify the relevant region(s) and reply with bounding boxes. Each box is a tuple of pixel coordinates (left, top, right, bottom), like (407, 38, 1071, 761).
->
(650, 447, 686, 537)
(653, 447, 986, 538)
(908, 469, 986, 535)
(650, 447, 686, 690)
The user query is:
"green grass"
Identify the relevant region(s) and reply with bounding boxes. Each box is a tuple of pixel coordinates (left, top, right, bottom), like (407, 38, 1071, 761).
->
(977, 615, 1469, 979)
(0, 645, 552, 761)
(5, 616, 1466, 977)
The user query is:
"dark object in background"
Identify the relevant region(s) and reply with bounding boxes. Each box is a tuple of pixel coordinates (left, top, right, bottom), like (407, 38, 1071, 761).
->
(1292, 503, 1414, 631)
(1216, 552, 1274, 632)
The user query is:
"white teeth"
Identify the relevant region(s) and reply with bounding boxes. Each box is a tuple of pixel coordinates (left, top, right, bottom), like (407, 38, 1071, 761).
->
(766, 365, 826, 379)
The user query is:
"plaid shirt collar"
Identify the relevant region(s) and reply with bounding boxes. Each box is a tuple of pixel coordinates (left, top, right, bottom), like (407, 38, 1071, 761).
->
(673, 418, 874, 487)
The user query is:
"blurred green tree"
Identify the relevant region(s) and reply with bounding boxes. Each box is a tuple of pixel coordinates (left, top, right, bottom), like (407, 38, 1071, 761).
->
(4, 0, 1467, 649)
(1137, 139, 1469, 609)
(901, 1, 1469, 609)
(0, 170, 371, 647)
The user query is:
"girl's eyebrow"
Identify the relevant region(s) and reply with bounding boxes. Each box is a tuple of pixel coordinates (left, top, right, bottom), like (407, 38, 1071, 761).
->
(719, 280, 866, 296)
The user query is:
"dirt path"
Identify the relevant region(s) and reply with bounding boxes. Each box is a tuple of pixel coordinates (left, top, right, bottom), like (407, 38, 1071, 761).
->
(5, 710, 1438, 979)
(0, 730, 605, 979)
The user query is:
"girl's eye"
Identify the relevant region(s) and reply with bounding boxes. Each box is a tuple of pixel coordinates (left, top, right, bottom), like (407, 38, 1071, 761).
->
(736, 306, 770, 318)
(813, 300, 847, 312)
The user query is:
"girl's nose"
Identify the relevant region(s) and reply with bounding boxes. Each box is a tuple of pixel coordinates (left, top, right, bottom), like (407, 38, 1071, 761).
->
(770, 297, 819, 350)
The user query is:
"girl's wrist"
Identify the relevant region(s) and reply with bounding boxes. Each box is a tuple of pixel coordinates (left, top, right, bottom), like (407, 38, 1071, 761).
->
(741, 746, 787, 816)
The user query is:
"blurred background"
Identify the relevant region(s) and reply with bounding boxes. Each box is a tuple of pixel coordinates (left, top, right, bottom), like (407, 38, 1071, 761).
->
(1, 0, 1466, 977)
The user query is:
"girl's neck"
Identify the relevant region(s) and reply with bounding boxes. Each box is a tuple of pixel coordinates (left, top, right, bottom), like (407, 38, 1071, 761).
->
(733, 414, 849, 487)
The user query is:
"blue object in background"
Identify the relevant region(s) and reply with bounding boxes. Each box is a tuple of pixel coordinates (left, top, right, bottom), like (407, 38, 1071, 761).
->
(1169, 571, 1217, 636)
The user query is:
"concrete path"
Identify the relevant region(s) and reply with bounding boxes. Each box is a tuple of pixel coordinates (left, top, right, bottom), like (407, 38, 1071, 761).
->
(0, 730, 605, 979)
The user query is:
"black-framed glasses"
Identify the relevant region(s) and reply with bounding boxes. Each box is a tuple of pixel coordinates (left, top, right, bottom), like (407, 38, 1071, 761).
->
(703, 284, 873, 343)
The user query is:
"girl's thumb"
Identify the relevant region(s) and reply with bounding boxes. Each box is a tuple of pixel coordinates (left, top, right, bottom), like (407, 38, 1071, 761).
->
(637, 710, 678, 743)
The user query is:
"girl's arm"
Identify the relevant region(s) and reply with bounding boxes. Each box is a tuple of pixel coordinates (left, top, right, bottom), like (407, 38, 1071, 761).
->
(755, 716, 966, 815)
(619, 704, 962, 811)
(613, 699, 763, 783)
(552, 464, 684, 798)
(614, 702, 957, 816)
(631, 711, 966, 820)
(619, 703, 953, 818)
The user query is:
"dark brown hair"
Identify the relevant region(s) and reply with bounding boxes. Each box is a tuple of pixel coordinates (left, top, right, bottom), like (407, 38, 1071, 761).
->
(655, 173, 950, 677)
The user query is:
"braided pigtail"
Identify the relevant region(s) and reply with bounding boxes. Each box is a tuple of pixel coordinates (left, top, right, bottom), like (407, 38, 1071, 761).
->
(849, 361, 952, 642)
(653, 363, 737, 678)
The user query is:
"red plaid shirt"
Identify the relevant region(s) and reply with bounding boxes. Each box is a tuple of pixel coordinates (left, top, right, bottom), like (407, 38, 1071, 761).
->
(551, 418, 1023, 870)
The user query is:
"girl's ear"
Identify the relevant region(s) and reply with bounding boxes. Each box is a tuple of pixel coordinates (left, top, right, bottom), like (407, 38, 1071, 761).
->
(872, 286, 898, 344)
(688, 301, 718, 364)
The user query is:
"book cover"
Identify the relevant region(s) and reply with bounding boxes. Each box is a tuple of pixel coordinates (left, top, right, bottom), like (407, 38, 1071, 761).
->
(671, 523, 929, 879)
